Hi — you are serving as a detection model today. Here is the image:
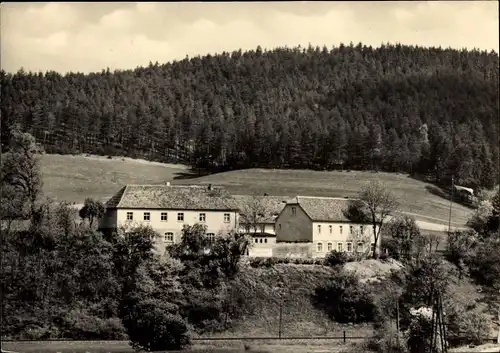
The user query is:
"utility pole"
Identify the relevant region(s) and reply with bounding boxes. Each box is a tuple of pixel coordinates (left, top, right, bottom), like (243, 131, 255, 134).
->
(448, 176, 455, 234)
(396, 299, 400, 348)
(278, 299, 283, 339)
(497, 293, 500, 344)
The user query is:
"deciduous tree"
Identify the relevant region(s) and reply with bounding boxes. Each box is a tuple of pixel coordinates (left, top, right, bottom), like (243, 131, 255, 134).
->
(357, 181, 400, 258)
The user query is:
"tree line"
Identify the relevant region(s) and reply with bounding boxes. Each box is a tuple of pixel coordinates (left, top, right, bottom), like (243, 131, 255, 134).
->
(1, 43, 499, 190)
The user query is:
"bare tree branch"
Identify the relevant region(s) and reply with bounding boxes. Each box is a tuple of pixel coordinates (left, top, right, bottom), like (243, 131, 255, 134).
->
(358, 181, 400, 259)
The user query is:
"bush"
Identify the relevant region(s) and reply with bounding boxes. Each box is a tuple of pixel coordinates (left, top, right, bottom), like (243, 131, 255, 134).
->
(312, 270, 376, 323)
(124, 299, 190, 352)
(60, 309, 126, 340)
(248, 256, 324, 267)
(465, 237, 500, 289)
(445, 302, 491, 346)
(368, 321, 408, 353)
(324, 250, 350, 266)
(379, 252, 389, 261)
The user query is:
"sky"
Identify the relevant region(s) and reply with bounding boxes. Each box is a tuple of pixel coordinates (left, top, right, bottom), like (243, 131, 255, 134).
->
(1, 1, 499, 74)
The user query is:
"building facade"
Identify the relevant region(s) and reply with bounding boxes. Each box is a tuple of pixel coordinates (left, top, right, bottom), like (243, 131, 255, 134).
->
(275, 196, 380, 258)
(99, 184, 240, 253)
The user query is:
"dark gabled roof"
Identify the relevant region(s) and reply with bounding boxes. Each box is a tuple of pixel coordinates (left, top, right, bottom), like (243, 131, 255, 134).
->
(233, 195, 291, 223)
(104, 186, 127, 208)
(287, 196, 357, 222)
(104, 184, 238, 211)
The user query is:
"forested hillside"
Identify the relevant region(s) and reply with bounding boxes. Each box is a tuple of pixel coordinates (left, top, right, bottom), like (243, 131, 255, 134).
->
(1, 43, 498, 189)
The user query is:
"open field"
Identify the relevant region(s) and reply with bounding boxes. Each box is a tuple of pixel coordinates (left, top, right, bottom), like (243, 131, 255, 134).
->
(0, 339, 360, 353)
(3, 338, 499, 353)
(41, 154, 472, 227)
(40, 154, 188, 203)
(177, 168, 472, 227)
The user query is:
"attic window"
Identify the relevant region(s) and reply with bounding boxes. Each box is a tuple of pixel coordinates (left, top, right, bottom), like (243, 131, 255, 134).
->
(291, 206, 297, 216)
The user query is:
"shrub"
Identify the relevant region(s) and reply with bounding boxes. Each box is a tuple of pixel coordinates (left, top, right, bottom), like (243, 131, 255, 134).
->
(60, 309, 126, 340)
(123, 299, 190, 352)
(465, 237, 500, 289)
(368, 321, 408, 353)
(324, 250, 350, 266)
(312, 270, 376, 323)
(248, 256, 325, 267)
(445, 301, 491, 346)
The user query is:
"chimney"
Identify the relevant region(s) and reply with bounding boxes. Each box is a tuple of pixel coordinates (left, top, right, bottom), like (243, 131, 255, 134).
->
(208, 184, 213, 191)
(165, 181, 171, 186)
(264, 193, 268, 197)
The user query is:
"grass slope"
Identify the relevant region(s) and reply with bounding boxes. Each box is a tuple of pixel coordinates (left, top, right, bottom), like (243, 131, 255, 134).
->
(40, 154, 472, 227)
(40, 154, 187, 203)
(178, 168, 472, 227)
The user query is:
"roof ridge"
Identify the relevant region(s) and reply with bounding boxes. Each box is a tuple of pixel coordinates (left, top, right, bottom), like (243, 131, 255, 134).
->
(297, 195, 358, 201)
(116, 185, 129, 208)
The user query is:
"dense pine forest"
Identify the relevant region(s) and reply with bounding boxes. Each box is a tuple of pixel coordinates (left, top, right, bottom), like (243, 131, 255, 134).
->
(1, 43, 499, 189)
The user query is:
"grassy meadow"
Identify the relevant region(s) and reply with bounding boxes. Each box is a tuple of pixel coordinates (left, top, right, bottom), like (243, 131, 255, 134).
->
(40, 154, 473, 228)
(40, 154, 188, 204)
(0, 340, 362, 353)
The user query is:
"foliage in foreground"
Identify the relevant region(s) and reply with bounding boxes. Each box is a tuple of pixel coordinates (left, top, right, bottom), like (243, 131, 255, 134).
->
(312, 269, 376, 324)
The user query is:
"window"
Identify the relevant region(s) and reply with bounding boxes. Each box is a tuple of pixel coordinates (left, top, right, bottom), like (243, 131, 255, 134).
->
(360, 225, 364, 234)
(161, 212, 168, 221)
(347, 242, 352, 252)
(318, 225, 321, 234)
(207, 233, 215, 242)
(357, 242, 364, 252)
(350, 225, 354, 234)
(224, 213, 230, 223)
(338, 242, 343, 252)
(259, 238, 263, 243)
(317, 242, 323, 252)
(126, 212, 133, 221)
(255, 238, 259, 243)
(327, 242, 333, 252)
(164, 232, 174, 243)
(339, 225, 343, 234)
(264, 238, 268, 243)
(177, 213, 184, 221)
(329, 225, 333, 234)
(199, 213, 206, 222)
(291, 206, 297, 216)
(143, 212, 150, 221)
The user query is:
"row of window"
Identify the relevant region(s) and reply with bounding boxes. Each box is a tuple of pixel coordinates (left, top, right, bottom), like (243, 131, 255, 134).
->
(243, 224, 276, 233)
(316, 241, 376, 253)
(255, 238, 268, 244)
(162, 232, 215, 243)
(126, 211, 232, 223)
(317, 224, 375, 235)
